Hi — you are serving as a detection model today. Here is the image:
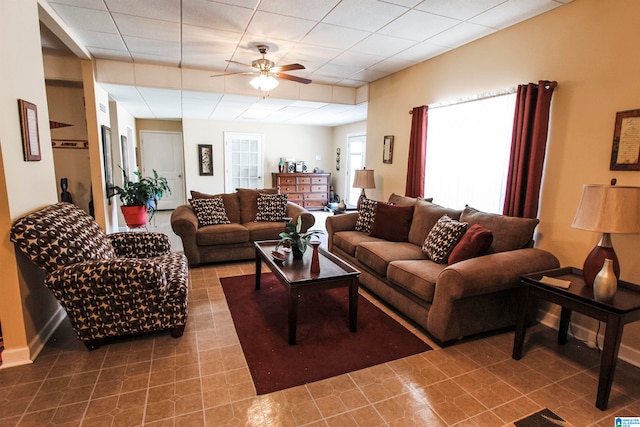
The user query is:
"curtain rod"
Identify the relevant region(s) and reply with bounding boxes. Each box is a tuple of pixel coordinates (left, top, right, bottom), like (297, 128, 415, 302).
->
(409, 86, 518, 114)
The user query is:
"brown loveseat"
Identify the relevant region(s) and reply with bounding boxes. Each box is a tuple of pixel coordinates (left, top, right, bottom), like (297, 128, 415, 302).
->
(326, 194, 559, 345)
(171, 188, 315, 266)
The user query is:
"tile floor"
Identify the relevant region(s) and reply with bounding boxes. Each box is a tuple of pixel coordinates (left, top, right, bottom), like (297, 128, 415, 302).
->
(1, 211, 638, 426)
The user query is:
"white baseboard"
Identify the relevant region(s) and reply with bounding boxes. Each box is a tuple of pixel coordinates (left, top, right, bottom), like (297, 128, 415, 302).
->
(536, 308, 640, 369)
(0, 306, 66, 370)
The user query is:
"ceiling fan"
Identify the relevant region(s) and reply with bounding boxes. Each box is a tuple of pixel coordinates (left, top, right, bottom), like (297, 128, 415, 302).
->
(212, 44, 312, 92)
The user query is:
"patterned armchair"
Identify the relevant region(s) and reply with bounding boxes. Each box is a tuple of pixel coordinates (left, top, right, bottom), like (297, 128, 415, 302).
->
(10, 203, 188, 350)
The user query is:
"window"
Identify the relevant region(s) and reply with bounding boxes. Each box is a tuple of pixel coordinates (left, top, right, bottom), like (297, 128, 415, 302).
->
(346, 133, 366, 207)
(224, 132, 264, 192)
(424, 92, 516, 213)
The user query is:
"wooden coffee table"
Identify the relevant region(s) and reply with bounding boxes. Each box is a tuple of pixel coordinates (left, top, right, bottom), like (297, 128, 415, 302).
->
(255, 240, 360, 345)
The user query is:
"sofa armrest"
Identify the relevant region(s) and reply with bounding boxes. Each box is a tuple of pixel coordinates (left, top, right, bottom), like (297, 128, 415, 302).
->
(285, 202, 315, 232)
(170, 205, 200, 266)
(435, 248, 560, 301)
(325, 212, 358, 251)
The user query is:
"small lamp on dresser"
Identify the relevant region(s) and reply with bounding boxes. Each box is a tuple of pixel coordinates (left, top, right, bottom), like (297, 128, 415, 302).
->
(571, 182, 640, 287)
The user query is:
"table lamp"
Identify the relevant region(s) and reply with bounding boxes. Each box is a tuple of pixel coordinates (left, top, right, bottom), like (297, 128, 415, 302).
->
(571, 182, 640, 287)
(352, 168, 375, 209)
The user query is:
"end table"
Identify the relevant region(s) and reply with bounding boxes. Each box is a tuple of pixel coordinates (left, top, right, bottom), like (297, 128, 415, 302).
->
(512, 267, 640, 410)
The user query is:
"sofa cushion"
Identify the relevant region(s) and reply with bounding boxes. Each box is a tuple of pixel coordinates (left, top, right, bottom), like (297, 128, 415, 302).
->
(255, 193, 288, 222)
(387, 260, 446, 303)
(190, 197, 231, 226)
(357, 241, 426, 277)
(408, 200, 462, 246)
(244, 221, 286, 241)
(237, 188, 279, 224)
(196, 223, 250, 246)
(448, 224, 493, 264)
(422, 215, 468, 264)
(190, 190, 241, 223)
(388, 193, 434, 206)
(354, 197, 380, 233)
(459, 206, 539, 253)
(333, 231, 383, 256)
(370, 203, 414, 242)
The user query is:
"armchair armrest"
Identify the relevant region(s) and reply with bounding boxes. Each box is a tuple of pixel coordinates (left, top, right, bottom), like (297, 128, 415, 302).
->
(108, 232, 171, 258)
(285, 202, 315, 232)
(435, 248, 560, 301)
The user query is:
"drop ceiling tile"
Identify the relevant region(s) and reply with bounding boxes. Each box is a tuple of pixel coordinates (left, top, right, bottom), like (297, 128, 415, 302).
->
(346, 68, 387, 82)
(351, 33, 417, 56)
(49, 0, 106, 10)
(124, 36, 181, 59)
(246, 11, 317, 42)
(312, 62, 364, 81)
(469, 0, 562, 29)
(377, 0, 422, 7)
(335, 79, 368, 87)
(49, 3, 119, 33)
(112, 14, 180, 42)
(258, 0, 340, 21)
(129, 53, 181, 67)
(427, 22, 496, 48)
(332, 51, 385, 69)
(302, 23, 370, 50)
(182, 0, 254, 33)
(278, 44, 343, 71)
(322, 0, 408, 32)
(414, 0, 505, 21)
(367, 56, 415, 73)
(393, 40, 449, 61)
(87, 47, 132, 62)
(377, 9, 460, 41)
(77, 30, 127, 51)
(104, 0, 180, 21)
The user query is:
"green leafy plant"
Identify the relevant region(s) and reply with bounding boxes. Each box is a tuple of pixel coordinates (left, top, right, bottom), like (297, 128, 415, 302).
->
(113, 169, 171, 220)
(276, 216, 323, 255)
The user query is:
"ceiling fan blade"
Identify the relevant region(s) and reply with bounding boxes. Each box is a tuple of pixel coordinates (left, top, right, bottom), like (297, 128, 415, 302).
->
(211, 71, 256, 77)
(225, 59, 255, 69)
(271, 63, 305, 72)
(275, 73, 312, 84)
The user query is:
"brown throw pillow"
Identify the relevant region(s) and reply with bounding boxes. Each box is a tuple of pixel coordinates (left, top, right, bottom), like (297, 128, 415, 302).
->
(370, 203, 414, 242)
(448, 224, 493, 264)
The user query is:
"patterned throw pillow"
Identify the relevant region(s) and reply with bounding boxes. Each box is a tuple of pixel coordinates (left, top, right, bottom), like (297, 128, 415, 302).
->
(191, 197, 231, 226)
(255, 193, 288, 222)
(422, 215, 469, 264)
(354, 198, 379, 233)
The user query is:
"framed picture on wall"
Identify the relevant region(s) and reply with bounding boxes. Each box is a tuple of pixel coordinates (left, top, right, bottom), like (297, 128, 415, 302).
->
(199, 144, 213, 176)
(610, 109, 640, 170)
(18, 99, 41, 161)
(102, 125, 115, 198)
(383, 135, 394, 164)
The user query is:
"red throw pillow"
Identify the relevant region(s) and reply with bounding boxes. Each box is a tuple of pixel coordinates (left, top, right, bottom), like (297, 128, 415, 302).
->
(448, 223, 493, 264)
(369, 203, 414, 242)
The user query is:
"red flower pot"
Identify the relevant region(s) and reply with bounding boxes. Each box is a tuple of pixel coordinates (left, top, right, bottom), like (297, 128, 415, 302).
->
(121, 205, 147, 228)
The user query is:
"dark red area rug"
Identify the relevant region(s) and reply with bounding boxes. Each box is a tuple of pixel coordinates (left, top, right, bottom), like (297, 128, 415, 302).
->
(221, 273, 432, 395)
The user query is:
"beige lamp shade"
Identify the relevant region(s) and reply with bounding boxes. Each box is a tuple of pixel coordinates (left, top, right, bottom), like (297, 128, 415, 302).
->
(353, 169, 376, 189)
(572, 184, 640, 233)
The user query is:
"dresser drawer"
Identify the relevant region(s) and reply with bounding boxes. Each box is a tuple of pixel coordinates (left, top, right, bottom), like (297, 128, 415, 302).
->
(297, 177, 311, 185)
(279, 185, 297, 193)
(311, 177, 327, 185)
(305, 193, 328, 201)
(286, 193, 304, 202)
(297, 185, 311, 193)
(311, 185, 328, 193)
(279, 176, 296, 185)
(305, 200, 326, 208)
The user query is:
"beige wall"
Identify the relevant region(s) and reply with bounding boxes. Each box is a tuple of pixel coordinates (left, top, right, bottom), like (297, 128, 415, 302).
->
(367, 0, 640, 360)
(0, 0, 61, 367)
(182, 119, 334, 195)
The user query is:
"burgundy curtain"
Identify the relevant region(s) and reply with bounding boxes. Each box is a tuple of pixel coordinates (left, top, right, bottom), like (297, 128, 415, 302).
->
(503, 80, 557, 218)
(405, 105, 428, 198)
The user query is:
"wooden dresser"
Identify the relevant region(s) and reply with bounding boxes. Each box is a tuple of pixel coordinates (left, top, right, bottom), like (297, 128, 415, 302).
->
(272, 172, 331, 210)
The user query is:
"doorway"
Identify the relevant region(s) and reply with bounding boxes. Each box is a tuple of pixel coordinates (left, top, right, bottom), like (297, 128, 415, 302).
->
(223, 132, 264, 192)
(140, 131, 185, 210)
(345, 133, 366, 207)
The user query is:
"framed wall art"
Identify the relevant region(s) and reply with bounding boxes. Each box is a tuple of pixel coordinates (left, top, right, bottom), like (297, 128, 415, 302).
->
(199, 144, 213, 176)
(383, 135, 394, 164)
(610, 109, 640, 171)
(101, 125, 115, 198)
(18, 99, 41, 161)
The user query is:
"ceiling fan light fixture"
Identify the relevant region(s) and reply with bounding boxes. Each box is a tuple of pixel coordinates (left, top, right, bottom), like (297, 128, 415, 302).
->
(250, 74, 279, 92)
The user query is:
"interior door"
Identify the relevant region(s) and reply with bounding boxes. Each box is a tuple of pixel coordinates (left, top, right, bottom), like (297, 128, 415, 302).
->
(224, 132, 264, 192)
(140, 131, 185, 210)
(346, 133, 366, 207)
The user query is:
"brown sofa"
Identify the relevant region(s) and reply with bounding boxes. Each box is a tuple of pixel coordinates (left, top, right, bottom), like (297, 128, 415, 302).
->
(326, 194, 559, 345)
(171, 188, 315, 266)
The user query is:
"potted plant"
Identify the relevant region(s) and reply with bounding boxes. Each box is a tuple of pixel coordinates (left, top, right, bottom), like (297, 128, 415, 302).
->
(113, 169, 171, 228)
(276, 217, 324, 259)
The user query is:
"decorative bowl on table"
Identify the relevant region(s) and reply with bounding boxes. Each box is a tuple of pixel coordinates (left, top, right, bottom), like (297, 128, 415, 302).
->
(272, 251, 287, 263)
